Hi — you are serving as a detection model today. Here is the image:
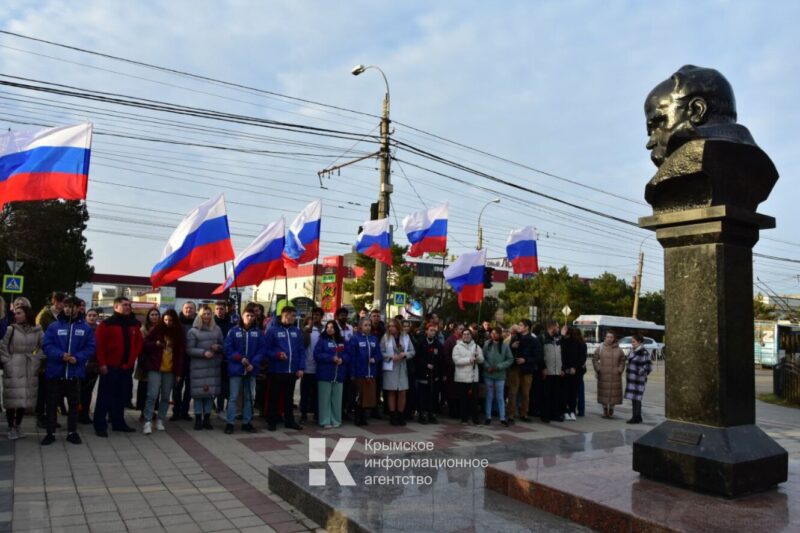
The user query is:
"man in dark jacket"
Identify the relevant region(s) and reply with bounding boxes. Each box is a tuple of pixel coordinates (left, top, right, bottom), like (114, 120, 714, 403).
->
(507, 319, 543, 423)
(93, 297, 142, 437)
(442, 323, 464, 418)
(41, 297, 95, 445)
(171, 301, 196, 421)
(264, 306, 305, 431)
(415, 322, 443, 424)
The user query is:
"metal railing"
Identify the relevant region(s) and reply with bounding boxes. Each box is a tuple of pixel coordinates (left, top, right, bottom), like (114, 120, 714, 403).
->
(773, 355, 800, 404)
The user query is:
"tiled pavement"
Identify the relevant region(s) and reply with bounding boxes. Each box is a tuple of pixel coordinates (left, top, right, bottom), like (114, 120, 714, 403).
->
(6, 366, 799, 532)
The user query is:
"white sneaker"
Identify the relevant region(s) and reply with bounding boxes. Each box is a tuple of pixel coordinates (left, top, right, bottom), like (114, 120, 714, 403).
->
(7, 428, 18, 440)
(143, 422, 152, 435)
(156, 420, 165, 431)
(571, 413, 578, 421)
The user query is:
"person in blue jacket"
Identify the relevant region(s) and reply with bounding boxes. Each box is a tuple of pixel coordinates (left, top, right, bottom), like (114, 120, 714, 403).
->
(41, 296, 95, 446)
(347, 318, 382, 426)
(314, 321, 349, 429)
(223, 304, 265, 435)
(264, 306, 305, 431)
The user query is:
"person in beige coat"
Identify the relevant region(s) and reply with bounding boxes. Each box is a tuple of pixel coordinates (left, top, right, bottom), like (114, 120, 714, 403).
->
(592, 331, 626, 418)
(0, 305, 44, 439)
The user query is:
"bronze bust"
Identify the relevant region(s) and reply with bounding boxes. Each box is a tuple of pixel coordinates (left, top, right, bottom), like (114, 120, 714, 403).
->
(643, 65, 777, 213)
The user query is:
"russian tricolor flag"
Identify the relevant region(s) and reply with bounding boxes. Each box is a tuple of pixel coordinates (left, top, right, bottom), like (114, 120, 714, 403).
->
(356, 218, 392, 266)
(151, 194, 235, 288)
(444, 249, 486, 309)
(283, 199, 321, 268)
(402, 203, 448, 257)
(506, 226, 539, 274)
(214, 218, 286, 294)
(0, 122, 92, 209)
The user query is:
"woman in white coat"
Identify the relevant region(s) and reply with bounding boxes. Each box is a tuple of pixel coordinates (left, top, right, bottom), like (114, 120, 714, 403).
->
(380, 319, 415, 426)
(0, 305, 44, 439)
(452, 328, 484, 425)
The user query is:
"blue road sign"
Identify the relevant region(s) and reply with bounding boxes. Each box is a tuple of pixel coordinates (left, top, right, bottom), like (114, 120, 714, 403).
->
(2, 275, 23, 294)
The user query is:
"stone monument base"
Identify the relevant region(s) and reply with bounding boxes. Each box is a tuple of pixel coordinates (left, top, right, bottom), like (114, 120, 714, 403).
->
(485, 445, 799, 533)
(633, 420, 788, 497)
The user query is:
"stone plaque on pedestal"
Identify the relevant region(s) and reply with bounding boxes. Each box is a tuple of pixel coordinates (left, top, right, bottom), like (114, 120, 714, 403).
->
(632, 65, 788, 498)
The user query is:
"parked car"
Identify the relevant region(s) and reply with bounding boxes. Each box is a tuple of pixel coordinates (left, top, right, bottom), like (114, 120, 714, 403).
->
(618, 336, 664, 360)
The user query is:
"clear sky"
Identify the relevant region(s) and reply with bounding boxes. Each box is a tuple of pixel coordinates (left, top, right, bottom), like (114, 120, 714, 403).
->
(1, 0, 798, 296)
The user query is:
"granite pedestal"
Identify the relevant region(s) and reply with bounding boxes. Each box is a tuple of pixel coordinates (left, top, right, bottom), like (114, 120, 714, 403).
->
(634, 202, 788, 497)
(486, 444, 800, 533)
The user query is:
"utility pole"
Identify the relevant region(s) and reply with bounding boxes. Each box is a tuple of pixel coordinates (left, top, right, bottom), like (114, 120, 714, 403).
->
(317, 65, 392, 315)
(632, 250, 644, 319)
(373, 87, 392, 313)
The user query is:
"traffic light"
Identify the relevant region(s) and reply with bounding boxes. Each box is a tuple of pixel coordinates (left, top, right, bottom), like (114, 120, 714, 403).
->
(483, 267, 495, 289)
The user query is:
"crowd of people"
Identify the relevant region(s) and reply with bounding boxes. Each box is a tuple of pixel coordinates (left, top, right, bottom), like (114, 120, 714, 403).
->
(0, 292, 653, 446)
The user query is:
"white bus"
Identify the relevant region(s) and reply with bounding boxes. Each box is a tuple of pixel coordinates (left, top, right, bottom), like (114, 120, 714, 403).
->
(573, 315, 665, 355)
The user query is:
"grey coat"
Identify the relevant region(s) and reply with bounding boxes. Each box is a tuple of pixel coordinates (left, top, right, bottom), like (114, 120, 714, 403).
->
(0, 324, 44, 409)
(186, 320, 224, 398)
(380, 333, 415, 390)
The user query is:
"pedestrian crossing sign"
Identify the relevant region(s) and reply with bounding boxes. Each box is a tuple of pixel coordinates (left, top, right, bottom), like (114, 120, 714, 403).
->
(2, 275, 23, 294)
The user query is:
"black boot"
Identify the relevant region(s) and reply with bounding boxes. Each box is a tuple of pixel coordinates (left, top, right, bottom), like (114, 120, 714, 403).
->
(202, 414, 213, 430)
(389, 411, 398, 426)
(397, 411, 406, 426)
(418, 413, 428, 425)
(194, 415, 203, 431)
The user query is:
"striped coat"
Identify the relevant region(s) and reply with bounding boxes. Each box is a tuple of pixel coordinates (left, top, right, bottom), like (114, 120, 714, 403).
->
(624, 346, 652, 401)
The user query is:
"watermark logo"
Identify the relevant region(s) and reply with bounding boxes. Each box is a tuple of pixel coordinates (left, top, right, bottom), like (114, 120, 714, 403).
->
(308, 437, 356, 486)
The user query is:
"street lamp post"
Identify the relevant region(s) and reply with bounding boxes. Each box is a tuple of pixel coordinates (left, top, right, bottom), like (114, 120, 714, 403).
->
(477, 198, 501, 250)
(352, 64, 392, 314)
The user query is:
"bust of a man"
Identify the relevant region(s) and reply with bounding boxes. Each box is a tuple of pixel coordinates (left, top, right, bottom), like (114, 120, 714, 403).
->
(644, 65, 776, 212)
(645, 65, 755, 167)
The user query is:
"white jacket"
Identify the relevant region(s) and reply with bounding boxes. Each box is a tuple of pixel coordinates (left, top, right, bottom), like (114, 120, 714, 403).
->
(452, 340, 484, 383)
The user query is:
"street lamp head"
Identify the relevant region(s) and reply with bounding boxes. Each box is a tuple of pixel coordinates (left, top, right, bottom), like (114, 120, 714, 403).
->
(491, 198, 501, 204)
(351, 64, 367, 76)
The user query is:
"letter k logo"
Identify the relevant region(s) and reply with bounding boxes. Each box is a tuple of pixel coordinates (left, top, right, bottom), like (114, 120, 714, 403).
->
(309, 438, 356, 486)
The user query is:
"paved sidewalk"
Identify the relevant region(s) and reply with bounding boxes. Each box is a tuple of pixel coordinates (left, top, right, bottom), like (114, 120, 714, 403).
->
(6, 366, 799, 532)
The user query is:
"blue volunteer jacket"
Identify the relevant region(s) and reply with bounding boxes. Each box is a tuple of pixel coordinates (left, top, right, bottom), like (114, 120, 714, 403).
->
(224, 325, 265, 377)
(346, 333, 381, 379)
(265, 321, 306, 374)
(314, 336, 349, 382)
(42, 314, 96, 380)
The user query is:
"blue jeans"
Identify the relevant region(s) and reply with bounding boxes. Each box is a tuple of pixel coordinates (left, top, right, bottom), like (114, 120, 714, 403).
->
(144, 371, 174, 422)
(227, 375, 253, 424)
(485, 377, 506, 421)
(194, 397, 214, 415)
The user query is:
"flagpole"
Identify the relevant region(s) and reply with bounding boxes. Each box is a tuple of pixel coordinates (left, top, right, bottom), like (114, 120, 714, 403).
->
(438, 254, 446, 312)
(311, 255, 320, 305)
(230, 260, 241, 316)
(284, 271, 290, 308)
